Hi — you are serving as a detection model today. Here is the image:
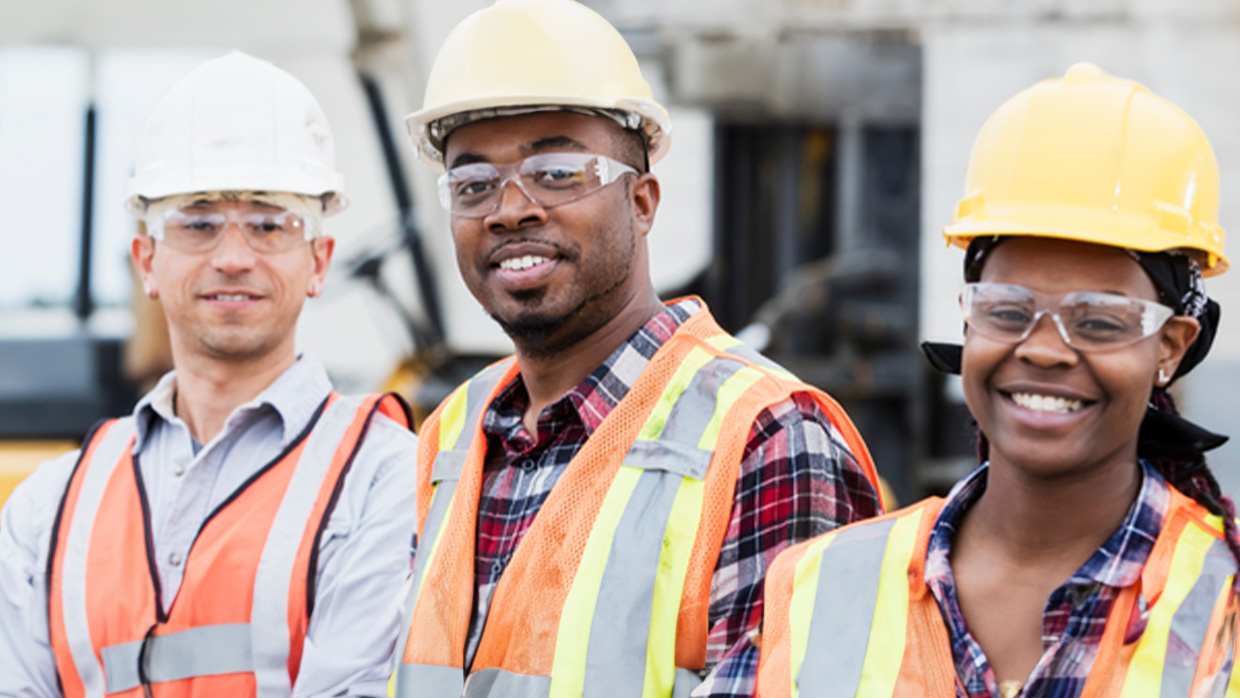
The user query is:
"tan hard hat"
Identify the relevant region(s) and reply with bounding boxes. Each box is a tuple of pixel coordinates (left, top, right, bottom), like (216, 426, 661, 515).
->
(406, 0, 672, 172)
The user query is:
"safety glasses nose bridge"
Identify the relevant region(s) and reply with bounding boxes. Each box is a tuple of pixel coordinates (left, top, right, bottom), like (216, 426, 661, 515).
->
(485, 169, 542, 216)
(1007, 308, 1077, 347)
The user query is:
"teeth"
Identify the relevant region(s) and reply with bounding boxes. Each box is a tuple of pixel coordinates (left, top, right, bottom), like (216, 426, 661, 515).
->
(1010, 392, 1084, 414)
(499, 255, 549, 271)
(210, 294, 253, 301)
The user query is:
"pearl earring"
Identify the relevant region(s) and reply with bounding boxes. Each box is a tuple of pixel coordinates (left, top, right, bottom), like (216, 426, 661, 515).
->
(1158, 368, 1170, 386)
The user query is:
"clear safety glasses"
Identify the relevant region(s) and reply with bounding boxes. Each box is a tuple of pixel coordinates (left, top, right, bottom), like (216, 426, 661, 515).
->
(146, 196, 318, 253)
(961, 282, 1175, 352)
(437, 152, 637, 218)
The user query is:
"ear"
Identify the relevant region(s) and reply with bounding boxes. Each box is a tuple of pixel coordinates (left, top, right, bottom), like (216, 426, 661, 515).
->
(1158, 316, 1200, 383)
(307, 236, 335, 297)
(628, 173, 661, 237)
(131, 233, 158, 298)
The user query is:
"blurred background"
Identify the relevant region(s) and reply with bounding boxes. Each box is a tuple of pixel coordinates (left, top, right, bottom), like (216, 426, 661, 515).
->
(2, 0, 1239, 506)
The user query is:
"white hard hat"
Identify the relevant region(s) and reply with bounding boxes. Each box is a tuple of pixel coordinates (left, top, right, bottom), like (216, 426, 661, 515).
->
(126, 51, 347, 217)
(406, 0, 672, 172)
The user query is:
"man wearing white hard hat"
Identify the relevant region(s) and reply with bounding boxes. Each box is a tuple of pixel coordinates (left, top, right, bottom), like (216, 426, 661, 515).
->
(391, 2, 884, 696)
(0, 52, 417, 697)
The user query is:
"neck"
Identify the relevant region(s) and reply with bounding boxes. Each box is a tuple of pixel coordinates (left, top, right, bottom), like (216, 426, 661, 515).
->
(961, 455, 1142, 565)
(169, 342, 298, 445)
(515, 288, 664, 432)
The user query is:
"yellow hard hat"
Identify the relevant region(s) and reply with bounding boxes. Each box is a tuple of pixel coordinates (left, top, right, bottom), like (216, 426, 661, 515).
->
(944, 62, 1228, 276)
(406, 0, 672, 172)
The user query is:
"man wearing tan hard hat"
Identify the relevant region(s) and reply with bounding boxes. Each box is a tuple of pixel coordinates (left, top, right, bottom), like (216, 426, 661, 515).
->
(0, 52, 417, 697)
(390, 2, 884, 696)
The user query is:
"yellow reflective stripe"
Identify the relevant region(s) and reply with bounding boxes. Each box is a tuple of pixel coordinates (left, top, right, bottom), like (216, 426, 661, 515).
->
(437, 385, 471, 452)
(856, 511, 920, 697)
(705, 335, 739, 351)
(1228, 631, 1240, 698)
(636, 348, 715, 442)
(697, 366, 765, 451)
(787, 530, 843, 698)
(642, 476, 707, 697)
(413, 493, 455, 608)
(1122, 521, 1218, 698)
(549, 466, 644, 698)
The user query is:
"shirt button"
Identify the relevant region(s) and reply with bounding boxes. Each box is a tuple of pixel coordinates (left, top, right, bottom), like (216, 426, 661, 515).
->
(173, 463, 186, 477)
(491, 559, 504, 574)
(168, 552, 183, 567)
(520, 457, 537, 472)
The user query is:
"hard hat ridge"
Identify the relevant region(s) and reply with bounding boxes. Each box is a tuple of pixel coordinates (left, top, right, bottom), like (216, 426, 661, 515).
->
(127, 51, 348, 218)
(407, 0, 672, 171)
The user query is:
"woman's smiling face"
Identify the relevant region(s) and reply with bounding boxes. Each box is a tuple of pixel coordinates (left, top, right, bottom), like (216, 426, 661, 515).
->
(961, 237, 1199, 479)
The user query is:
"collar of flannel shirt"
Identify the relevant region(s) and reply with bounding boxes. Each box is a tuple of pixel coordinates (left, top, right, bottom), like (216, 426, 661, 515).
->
(924, 461, 1170, 697)
(927, 461, 1169, 592)
(482, 298, 701, 442)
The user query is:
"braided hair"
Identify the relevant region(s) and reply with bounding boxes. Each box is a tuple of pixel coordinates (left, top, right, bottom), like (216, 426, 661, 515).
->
(962, 238, 1240, 585)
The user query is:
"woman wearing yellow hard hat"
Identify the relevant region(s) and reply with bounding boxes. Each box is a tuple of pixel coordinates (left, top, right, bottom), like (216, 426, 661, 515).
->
(755, 63, 1239, 697)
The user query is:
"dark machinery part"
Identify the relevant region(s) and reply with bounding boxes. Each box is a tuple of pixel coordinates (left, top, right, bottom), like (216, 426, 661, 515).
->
(75, 105, 97, 320)
(357, 71, 447, 356)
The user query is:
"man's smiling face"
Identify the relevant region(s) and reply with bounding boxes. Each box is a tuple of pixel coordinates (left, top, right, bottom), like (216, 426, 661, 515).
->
(443, 111, 657, 357)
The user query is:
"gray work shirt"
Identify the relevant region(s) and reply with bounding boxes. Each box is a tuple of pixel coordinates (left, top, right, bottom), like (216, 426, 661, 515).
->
(0, 355, 417, 697)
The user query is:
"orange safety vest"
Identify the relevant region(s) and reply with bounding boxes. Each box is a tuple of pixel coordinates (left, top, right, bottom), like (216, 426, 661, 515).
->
(757, 486, 1240, 698)
(392, 301, 882, 698)
(48, 392, 410, 698)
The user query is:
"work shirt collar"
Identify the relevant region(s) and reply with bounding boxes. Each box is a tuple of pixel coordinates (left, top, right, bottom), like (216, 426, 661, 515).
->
(484, 298, 700, 442)
(927, 461, 1169, 591)
(131, 354, 333, 455)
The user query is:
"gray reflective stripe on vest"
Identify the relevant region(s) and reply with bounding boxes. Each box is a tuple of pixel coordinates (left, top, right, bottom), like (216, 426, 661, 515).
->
(464, 667, 551, 698)
(393, 361, 513, 695)
(1160, 537, 1235, 698)
(583, 468, 684, 698)
(584, 357, 748, 696)
(717, 340, 795, 377)
(60, 419, 135, 698)
(443, 360, 514, 454)
(250, 395, 364, 697)
(798, 517, 898, 696)
(101, 623, 253, 692)
(624, 440, 712, 480)
(395, 662, 466, 698)
(658, 357, 747, 449)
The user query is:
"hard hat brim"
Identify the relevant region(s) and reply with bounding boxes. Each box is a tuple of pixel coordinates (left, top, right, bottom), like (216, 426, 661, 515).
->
(406, 96, 671, 173)
(944, 209, 1229, 277)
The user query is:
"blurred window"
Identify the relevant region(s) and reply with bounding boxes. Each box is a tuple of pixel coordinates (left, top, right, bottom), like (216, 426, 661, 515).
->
(0, 47, 88, 309)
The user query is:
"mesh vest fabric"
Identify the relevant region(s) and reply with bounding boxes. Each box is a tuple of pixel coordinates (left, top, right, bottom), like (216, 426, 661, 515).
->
(48, 393, 409, 698)
(398, 307, 879, 698)
(757, 489, 1240, 698)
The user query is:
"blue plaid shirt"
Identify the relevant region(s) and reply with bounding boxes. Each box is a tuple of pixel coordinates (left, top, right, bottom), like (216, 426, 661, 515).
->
(924, 462, 1170, 698)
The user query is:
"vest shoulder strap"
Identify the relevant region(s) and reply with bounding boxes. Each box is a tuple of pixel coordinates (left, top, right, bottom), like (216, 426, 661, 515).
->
(759, 498, 943, 698)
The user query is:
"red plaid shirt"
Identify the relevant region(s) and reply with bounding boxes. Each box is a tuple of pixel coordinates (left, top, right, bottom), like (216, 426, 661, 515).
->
(464, 299, 881, 696)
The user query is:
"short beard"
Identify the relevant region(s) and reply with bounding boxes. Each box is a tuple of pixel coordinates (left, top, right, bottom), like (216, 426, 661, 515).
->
(492, 252, 634, 360)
